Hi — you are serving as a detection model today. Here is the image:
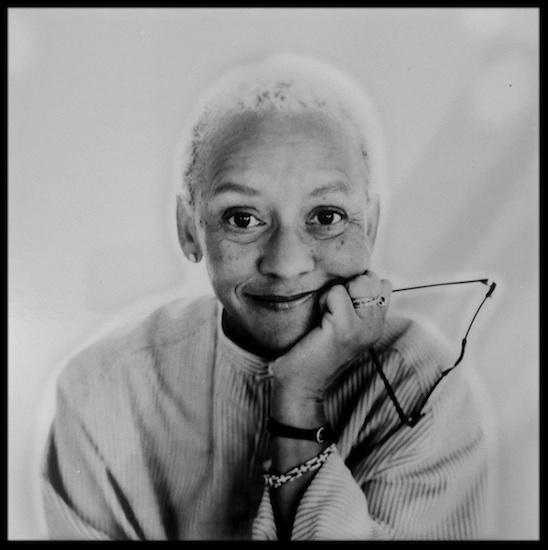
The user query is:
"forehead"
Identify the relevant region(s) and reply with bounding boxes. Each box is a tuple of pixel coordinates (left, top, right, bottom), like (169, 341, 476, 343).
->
(200, 110, 367, 196)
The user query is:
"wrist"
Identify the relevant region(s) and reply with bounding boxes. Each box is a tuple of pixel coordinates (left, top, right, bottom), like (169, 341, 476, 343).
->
(267, 417, 335, 444)
(270, 355, 326, 397)
(271, 379, 327, 426)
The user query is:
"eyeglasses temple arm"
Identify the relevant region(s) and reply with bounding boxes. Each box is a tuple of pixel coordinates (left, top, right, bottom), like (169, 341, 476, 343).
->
(412, 281, 497, 422)
(372, 280, 497, 428)
(370, 348, 414, 426)
(447, 281, 496, 371)
(393, 278, 492, 293)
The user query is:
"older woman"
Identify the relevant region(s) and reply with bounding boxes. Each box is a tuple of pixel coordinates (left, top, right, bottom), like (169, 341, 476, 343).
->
(41, 54, 490, 540)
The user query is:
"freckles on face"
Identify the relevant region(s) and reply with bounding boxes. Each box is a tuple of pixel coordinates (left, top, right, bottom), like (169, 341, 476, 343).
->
(318, 221, 371, 277)
(199, 218, 252, 281)
(191, 110, 376, 355)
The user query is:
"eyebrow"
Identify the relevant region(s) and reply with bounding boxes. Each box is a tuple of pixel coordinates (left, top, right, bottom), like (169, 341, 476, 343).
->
(308, 181, 352, 197)
(210, 179, 352, 198)
(211, 181, 260, 197)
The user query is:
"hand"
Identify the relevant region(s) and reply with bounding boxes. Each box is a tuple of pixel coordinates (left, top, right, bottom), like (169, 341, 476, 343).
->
(271, 271, 392, 402)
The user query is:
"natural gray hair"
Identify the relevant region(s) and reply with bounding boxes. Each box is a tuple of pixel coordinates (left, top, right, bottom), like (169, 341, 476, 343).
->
(175, 53, 387, 207)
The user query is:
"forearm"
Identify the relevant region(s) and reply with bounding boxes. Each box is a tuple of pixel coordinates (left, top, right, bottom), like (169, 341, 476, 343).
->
(264, 275, 390, 539)
(253, 435, 376, 541)
(268, 380, 330, 540)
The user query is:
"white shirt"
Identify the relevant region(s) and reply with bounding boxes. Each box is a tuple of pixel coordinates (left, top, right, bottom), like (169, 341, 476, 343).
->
(41, 294, 491, 540)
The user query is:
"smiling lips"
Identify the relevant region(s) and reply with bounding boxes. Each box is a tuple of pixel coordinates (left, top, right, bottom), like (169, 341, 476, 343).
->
(245, 290, 316, 311)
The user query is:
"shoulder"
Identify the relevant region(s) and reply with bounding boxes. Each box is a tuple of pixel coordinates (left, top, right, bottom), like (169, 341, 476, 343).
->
(374, 314, 488, 432)
(375, 314, 453, 391)
(375, 313, 491, 444)
(354, 315, 492, 476)
(56, 294, 219, 412)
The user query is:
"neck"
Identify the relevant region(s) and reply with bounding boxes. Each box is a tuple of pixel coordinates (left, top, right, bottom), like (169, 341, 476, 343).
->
(220, 309, 288, 360)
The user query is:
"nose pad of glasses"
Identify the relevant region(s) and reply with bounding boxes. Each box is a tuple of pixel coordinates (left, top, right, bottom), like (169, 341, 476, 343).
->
(486, 281, 497, 297)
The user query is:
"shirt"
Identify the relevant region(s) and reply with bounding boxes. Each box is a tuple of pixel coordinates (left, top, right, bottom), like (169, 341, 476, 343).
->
(41, 294, 491, 540)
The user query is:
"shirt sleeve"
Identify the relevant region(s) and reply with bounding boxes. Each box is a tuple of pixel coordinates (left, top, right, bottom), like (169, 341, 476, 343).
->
(40, 379, 142, 540)
(252, 449, 376, 540)
(252, 369, 491, 540)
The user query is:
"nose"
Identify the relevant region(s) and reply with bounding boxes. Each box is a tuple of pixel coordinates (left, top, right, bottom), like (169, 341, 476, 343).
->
(258, 226, 315, 279)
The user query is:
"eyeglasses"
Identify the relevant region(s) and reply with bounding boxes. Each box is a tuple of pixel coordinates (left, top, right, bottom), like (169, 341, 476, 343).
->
(370, 278, 497, 428)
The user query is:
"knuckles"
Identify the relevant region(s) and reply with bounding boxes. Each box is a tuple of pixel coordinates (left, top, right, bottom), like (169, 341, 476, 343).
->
(293, 273, 391, 365)
(345, 271, 385, 299)
(346, 277, 370, 297)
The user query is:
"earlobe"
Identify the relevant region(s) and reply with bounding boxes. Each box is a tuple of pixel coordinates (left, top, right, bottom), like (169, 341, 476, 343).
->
(176, 194, 202, 263)
(366, 193, 380, 248)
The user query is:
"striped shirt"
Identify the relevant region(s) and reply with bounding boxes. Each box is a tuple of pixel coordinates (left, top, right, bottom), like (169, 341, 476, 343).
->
(41, 294, 490, 540)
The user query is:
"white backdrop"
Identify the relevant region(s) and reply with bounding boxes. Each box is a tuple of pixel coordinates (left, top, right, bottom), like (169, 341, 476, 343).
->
(8, 8, 538, 540)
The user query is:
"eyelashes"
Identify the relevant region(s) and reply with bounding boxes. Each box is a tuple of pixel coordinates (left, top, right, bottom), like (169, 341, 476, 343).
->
(222, 208, 267, 234)
(222, 206, 348, 233)
(224, 211, 265, 229)
(307, 208, 347, 227)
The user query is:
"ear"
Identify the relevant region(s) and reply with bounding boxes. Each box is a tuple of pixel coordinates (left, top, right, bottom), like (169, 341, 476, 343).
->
(176, 194, 202, 262)
(365, 192, 380, 249)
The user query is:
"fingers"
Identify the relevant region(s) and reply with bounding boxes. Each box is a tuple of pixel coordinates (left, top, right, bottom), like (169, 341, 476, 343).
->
(318, 271, 392, 325)
(346, 272, 391, 314)
(313, 272, 392, 359)
(346, 271, 381, 300)
(323, 284, 356, 320)
(379, 279, 393, 311)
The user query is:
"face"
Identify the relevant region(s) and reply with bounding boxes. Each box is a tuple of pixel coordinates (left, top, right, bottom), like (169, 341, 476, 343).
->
(181, 110, 379, 357)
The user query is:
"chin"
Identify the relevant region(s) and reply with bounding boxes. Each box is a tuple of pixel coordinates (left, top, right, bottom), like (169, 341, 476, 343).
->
(245, 314, 316, 357)
(221, 294, 321, 357)
(254, 330, 305, 357)
(223, 308, 315, 358)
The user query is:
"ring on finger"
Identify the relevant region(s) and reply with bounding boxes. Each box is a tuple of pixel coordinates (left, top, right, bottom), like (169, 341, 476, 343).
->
(351, 295, 386, 309)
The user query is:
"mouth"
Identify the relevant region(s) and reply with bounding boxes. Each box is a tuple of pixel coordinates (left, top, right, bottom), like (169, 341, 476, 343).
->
(244, 290, 316, 311)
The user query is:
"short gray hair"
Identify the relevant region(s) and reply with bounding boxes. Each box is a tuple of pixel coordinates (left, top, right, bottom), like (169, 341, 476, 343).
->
(175, 53, 387, 206)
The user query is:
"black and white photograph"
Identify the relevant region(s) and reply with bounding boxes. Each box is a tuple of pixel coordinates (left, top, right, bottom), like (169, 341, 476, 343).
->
(8, 7, 539, 540)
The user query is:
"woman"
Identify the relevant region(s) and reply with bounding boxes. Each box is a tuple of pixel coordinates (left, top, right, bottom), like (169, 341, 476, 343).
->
(41, 54, 490, 540)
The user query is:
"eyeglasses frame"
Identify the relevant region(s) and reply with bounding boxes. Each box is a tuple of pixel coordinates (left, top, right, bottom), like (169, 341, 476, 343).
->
(370, 278, 497, 428)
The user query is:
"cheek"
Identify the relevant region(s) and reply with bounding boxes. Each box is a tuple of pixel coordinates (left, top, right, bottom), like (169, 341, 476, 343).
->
(202, 232, 256, 288)
(318, 226, 371, 275)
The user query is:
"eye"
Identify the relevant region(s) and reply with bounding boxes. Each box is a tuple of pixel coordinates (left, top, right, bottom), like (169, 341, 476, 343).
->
(225, 211, 264, 229)
(308, 209, 346, 226)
